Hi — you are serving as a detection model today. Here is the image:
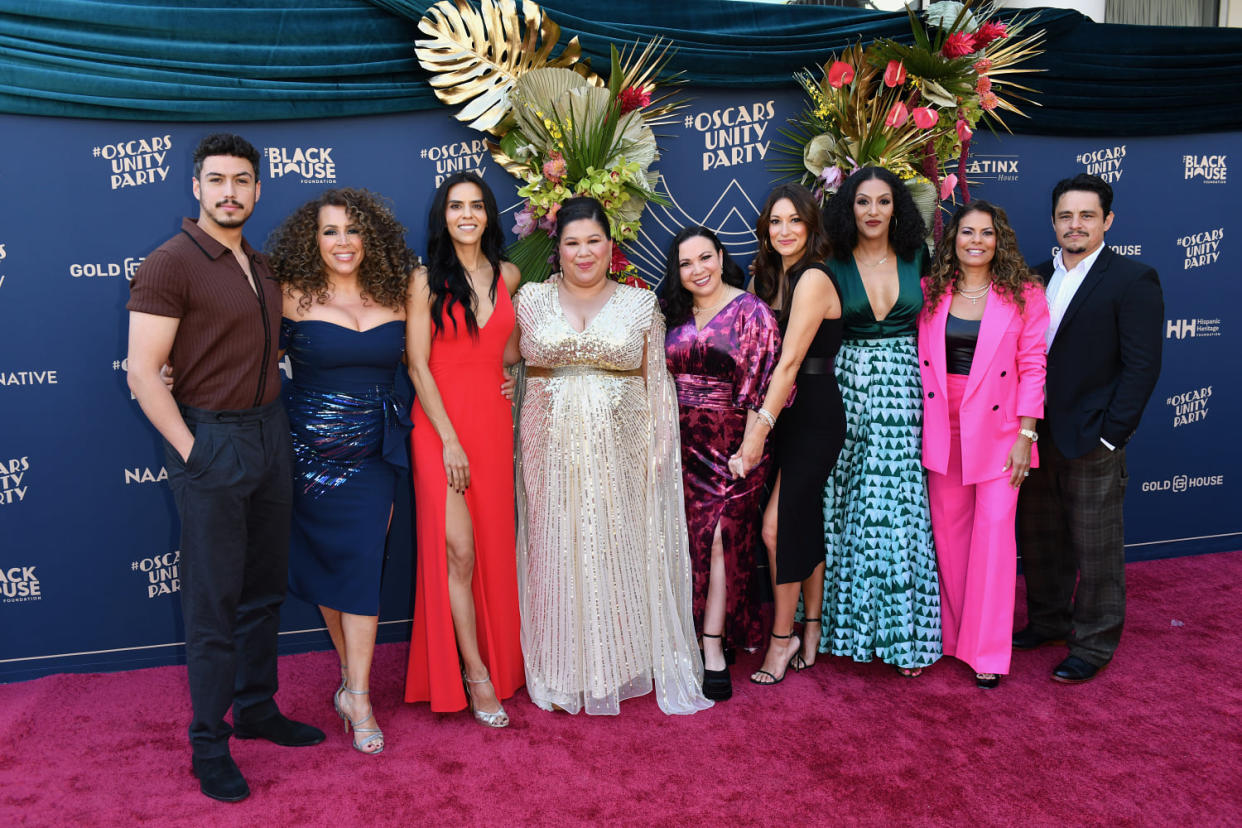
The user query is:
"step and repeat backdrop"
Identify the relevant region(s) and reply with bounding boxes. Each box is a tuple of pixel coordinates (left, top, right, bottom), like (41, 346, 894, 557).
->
(1, 87, 1237, 681)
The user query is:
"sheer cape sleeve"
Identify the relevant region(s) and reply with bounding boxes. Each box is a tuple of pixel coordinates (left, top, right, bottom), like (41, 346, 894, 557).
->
(642, 296, 714, 715)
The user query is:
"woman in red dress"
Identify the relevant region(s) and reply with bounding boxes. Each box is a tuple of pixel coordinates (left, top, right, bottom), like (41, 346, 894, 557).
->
(404, 172, 523, 726)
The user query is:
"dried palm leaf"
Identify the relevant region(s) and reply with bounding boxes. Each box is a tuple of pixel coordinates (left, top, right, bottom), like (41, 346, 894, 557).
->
(415, 0, 595, 135)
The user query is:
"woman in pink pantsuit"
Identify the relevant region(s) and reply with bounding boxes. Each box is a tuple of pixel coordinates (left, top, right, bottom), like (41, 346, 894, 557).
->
(918, 201, 1049, 689)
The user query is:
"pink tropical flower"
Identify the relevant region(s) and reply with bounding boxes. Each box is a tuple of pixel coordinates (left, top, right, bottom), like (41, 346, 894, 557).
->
(828, 60, 855, 89)
(911, 107, 939, 129)
(979, 91, 999, 111)
(542, 151, 567, 184)
(538, 202, 561, 235)
(939, 173, 958, 200)
(884, 101, 909, 127)
(513, 205, 536, 238)
(973, 58, 993, 74)
(975, 21, 1008, 46)
(956, 118, 973, 142)
(619, 86, 651, 114)
(818, 165, 844, 191)
(976, 74, 992, 95)
(942, 31, 977, 59)
(883, 60, 908, 88)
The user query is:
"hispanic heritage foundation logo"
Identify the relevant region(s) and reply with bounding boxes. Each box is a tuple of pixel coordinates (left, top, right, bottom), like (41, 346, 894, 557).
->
(1166, 317, 1222, 340)
(92, 135, 173, 190)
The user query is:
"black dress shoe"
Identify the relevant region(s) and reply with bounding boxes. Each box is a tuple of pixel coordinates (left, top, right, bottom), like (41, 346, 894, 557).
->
(702, 667, 732, 701)
(1052, 655, 1105, 684)
(234, 712, 326, 746)
(1012, 626, 1067, 650)
(192, 754, 250, 803)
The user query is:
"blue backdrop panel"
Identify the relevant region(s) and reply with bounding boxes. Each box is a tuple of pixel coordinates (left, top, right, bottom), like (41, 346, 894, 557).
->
(1, 88, 1237, 681)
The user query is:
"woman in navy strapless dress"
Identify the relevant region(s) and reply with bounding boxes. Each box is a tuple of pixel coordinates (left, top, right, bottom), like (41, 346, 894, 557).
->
(268, 188, 418, 755)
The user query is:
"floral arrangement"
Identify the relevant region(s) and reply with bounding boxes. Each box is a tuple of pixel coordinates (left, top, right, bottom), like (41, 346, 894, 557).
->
(775, 0, 1044, 239)
(414, 0, 681, 286)
(501, 43, 682, 286)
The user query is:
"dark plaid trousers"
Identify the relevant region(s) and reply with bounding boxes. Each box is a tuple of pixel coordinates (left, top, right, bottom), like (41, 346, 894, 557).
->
(1016, 437, 1128, 666)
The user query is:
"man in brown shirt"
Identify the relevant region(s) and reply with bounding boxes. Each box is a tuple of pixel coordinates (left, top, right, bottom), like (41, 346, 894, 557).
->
(127, 133, 323, 804)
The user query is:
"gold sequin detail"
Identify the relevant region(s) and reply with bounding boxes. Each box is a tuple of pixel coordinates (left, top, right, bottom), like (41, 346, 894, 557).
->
(514, 282, 712, 716)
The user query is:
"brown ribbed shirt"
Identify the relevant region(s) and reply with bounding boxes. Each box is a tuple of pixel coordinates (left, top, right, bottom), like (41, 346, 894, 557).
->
(127, 218, 282, 410)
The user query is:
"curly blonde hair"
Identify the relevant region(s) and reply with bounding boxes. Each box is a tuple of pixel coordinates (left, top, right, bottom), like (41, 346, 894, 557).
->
(267, 188, 419, 312)
(925, 200, 1041, 315)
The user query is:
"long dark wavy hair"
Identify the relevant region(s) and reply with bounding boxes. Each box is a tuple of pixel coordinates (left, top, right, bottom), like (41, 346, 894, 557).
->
(660, 226, 746, 326)
(924, 200, 1041, 315)
(426, 172, 507, 338)
(751, 183, 830, 322)
(823, 166, 926, 263)
(268, 188, 417, 312)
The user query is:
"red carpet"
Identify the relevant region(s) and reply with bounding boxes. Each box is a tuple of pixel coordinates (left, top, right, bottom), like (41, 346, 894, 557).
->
(3, 552, 1240, 826)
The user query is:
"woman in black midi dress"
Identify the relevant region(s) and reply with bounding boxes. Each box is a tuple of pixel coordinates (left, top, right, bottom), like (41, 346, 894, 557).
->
(736, 184, 846, 685)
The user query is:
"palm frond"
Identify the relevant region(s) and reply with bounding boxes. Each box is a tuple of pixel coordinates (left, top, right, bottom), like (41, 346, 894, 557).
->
(415, 0, 591, 135)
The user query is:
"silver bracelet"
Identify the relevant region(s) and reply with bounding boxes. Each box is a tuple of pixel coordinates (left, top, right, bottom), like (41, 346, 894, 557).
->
(756, 407, 777, 429)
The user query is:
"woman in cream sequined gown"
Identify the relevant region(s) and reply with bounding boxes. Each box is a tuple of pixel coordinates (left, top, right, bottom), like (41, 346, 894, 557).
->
(514, 197, 711, 716)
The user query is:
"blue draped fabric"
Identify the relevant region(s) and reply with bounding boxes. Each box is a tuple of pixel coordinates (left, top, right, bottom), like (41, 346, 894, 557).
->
(2, 0, 1242, 135)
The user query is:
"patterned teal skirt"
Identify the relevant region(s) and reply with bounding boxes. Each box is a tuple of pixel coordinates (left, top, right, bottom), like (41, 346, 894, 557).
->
(819, 335, 941, 668)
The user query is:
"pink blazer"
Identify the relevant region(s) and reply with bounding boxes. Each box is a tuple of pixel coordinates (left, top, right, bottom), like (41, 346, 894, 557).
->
(918, 280, 1049, 484)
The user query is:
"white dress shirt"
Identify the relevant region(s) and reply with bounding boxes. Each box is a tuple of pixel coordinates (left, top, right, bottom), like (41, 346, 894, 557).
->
(1044, 241, 1115, 449)
(1045, 241, 1106, 350)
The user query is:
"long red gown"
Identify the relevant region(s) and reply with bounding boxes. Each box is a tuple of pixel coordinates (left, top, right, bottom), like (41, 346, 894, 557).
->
(404, 284, 524, 711)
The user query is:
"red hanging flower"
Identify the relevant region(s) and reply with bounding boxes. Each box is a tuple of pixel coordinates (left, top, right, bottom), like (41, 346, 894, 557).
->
(942, 31, 977, 59)
(828, 61, 856, 89)
(610, 246, 631, 274)
(956, 118, 973, 142)
(883, 60, 908, 88)
(884, 101, 910, 128)
(618, 86, 651, 114)
(911, 107, 939, 129)
(975, 21, 1008, 46)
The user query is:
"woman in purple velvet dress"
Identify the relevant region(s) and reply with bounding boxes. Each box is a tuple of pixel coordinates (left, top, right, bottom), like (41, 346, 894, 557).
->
(661, 226, 781, 702)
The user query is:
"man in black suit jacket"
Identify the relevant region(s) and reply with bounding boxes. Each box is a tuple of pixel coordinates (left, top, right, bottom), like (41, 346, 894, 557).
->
(1014, 174, 1163, 683)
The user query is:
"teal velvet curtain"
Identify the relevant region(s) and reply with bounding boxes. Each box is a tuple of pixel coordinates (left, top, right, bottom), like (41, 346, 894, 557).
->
(3, 0, 1242, 135)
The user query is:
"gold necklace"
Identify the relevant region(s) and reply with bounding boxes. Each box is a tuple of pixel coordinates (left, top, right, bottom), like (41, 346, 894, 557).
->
(693, 291, 733, 315)
(956, 281, 992, 304)
(856, 251, 890, 267)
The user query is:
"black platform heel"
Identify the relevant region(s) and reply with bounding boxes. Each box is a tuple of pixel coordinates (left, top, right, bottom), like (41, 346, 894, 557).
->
(700, 632, 733, 700)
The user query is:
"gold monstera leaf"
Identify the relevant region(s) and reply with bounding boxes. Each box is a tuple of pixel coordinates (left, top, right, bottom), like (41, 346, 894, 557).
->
(415, 0, 595, 135)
